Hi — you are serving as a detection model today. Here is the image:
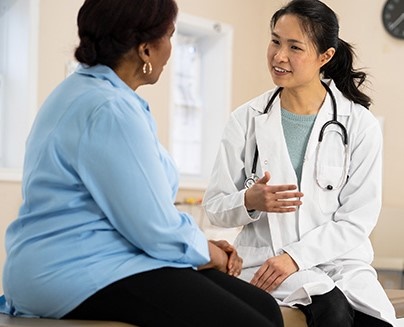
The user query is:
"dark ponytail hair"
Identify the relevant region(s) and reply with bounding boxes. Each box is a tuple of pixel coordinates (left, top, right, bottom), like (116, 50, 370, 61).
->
(74, 0, 178, 69)
(271, 0, 371, 108)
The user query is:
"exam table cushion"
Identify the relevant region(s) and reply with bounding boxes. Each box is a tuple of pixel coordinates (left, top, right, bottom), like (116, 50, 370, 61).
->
(0, 289, 402, 326)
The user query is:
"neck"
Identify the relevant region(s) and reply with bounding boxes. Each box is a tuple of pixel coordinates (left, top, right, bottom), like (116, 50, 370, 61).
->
(280, 82, 326, 115)
(114, 50, 146, 91)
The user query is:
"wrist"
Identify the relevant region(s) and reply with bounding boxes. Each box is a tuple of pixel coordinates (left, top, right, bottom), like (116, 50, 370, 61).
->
(212, 243, 228, 272)
(244, 189, 254, 211)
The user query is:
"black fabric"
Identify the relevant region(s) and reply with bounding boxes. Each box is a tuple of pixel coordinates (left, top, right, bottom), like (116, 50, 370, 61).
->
(297, 286, 392, 327)
(353, 310, 392, 327)
(63, 267, 284, 327)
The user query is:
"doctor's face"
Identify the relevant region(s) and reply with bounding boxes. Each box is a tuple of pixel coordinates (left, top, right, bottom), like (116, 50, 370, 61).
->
(267, 14, 325, 90)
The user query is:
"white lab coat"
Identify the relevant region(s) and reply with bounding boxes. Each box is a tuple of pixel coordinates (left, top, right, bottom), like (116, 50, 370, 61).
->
(203, 80, 397, 325)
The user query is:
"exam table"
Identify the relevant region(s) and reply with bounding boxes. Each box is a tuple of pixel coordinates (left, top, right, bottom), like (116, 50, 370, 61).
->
(0, 289, 403, 327)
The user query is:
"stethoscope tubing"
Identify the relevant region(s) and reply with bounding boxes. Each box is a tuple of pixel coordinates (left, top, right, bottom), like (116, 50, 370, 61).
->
(245, 81, 348, 190)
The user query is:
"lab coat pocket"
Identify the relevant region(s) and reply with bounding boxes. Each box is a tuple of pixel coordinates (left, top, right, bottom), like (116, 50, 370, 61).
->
(316, 165, 343, 215)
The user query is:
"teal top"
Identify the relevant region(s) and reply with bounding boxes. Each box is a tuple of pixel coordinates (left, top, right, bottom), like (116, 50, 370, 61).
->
(281, 108, 317, 185)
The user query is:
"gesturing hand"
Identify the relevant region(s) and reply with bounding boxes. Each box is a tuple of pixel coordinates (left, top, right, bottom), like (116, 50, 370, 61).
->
(244, 171, 303, 213)
(250, 253, 298, 292)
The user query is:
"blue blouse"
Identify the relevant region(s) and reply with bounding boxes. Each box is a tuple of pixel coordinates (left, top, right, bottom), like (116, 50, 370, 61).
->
(1, 64, 210, 318)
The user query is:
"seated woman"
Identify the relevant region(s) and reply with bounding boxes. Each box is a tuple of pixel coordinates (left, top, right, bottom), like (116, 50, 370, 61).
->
(0, 1, 283, 326)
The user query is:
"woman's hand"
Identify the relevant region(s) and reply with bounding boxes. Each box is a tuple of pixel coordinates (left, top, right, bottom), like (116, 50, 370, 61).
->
(197, 241, 228, 273)
(197, 240, 243, 276)
(245, 171, 304, 212)
(250, 253, 298, 292)
(210, 240, 243, 276)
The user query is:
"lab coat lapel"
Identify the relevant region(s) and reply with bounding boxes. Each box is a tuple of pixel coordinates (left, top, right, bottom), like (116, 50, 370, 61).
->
(304, 93, 334, 161)
(254, 100, 297, 185)
(305, 79, 350, 160)
(297, 95, 333, 237)
(253, 98, 298, 252)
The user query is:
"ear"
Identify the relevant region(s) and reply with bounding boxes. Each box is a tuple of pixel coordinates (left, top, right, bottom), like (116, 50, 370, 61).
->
(320, 47, 335, 67)
(138, 43, 151, 62)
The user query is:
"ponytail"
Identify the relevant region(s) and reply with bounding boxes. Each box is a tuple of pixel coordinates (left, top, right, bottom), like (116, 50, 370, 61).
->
(271, 0, 372, 109)
(322, 39, 371, 109)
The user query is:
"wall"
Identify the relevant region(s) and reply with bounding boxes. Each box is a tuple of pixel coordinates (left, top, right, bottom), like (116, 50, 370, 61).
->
(325, 1, 404, 209)
(4, 0, 402, 203)
(0, 0, 403, 290)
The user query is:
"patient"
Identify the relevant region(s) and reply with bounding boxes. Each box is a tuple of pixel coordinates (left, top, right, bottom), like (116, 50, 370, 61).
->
(0, 1, 283, 326)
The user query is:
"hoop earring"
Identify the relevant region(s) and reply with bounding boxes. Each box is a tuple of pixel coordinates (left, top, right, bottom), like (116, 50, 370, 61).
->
(142, 62, 153, 75)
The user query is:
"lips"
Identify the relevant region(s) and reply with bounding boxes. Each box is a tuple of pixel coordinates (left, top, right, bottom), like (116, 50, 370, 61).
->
(273, 66, 291, 73)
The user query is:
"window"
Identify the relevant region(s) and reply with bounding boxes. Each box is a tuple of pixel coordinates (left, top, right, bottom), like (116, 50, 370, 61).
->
(0, 0, 38, 179)
(170, 13, 233, 189)
(171, 34, 203, 176)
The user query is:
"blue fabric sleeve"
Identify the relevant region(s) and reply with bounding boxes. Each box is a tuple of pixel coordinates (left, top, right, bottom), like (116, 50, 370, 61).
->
(76, 97, 210, 267)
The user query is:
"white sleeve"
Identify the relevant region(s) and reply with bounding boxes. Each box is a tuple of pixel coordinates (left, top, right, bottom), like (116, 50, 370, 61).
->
(203, 110, 262, 228)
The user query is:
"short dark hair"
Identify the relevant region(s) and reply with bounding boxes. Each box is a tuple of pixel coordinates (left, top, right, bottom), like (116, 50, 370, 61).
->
(74, 0, 178, 69)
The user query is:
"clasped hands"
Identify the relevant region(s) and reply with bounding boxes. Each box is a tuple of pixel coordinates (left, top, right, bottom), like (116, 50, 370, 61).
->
(200, 239, 298, 292)
(198, 239, 243, 276)
(200, 171, 302, 290)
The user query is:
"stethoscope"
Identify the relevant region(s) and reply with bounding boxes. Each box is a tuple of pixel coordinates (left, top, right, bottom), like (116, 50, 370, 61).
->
(244, 81, 349, 191)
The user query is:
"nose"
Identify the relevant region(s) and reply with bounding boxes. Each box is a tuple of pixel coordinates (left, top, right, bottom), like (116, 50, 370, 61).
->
(273, 46, 288, 62)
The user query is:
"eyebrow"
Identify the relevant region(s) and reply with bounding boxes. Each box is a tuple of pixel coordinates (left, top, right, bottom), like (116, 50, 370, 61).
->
(272, 32, 306, 45)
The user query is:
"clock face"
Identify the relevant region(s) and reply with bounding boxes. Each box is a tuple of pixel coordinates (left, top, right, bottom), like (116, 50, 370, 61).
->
(382, 0, 404, 39)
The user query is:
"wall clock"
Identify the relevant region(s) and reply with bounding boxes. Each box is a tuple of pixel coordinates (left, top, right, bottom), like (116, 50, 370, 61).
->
(382, 0, 404, 39)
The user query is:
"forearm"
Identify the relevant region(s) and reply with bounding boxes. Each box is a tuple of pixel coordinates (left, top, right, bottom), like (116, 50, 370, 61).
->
(197, 241, 228, 273)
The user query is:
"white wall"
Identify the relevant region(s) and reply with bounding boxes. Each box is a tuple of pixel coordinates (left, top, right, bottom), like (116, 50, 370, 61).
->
(0, 0, 38, 168)
(0, 0, 404, 292)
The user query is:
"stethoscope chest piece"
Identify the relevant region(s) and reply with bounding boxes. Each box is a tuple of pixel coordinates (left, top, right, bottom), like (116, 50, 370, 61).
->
(244, 174, 259, 189)
(244, 81, 349, 192)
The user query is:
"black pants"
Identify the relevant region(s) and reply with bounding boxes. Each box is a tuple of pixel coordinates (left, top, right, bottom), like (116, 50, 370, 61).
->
(63, 267, 284, 327)
(297, 287, 392, 327)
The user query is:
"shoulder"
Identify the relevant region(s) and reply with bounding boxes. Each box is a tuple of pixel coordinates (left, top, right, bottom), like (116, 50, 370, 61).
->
(72, 64, 149, 113)
(65, 71, 148, 123)
(231, 88, 279, 122)
(324, 80, 382, 144)
(329, 80, 378, 124)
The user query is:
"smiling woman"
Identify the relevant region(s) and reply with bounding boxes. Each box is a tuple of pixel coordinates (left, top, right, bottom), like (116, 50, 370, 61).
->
(202, 0, 396, 326)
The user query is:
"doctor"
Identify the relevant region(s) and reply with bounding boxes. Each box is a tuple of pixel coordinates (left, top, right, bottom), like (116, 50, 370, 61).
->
(203, 0, 396, 326)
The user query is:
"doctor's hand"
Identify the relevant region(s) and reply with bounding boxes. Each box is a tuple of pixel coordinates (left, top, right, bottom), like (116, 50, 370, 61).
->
(250, 253, 298, 292)
(244, 171, 303, 213)
(210, 240, 243, 276)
